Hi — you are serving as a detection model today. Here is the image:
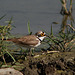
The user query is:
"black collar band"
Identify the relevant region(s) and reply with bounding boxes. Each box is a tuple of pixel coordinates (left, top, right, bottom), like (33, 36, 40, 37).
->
(37, 37, 42, 42)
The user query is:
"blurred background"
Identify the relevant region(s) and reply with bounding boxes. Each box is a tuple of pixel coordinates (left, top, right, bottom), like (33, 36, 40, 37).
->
(0, 0, 75, 34)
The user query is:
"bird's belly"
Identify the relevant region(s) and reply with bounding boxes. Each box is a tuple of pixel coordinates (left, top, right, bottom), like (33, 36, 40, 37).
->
(34, 41, 41, 47)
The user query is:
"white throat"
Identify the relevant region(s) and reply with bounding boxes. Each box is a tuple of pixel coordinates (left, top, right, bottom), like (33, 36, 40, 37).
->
(38, 36, 46, 41)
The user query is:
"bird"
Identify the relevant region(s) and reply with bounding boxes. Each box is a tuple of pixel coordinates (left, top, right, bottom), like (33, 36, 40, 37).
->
(4, 31, 46, 55)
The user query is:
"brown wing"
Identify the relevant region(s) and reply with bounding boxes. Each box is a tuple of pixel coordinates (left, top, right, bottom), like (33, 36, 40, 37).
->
(12, 35, 39, 45)
(20, 40, 39, 45)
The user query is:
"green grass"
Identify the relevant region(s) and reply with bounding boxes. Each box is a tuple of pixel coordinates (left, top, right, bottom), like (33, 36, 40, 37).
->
(0, 13, 75, 67)
(0, 16, 16, 64)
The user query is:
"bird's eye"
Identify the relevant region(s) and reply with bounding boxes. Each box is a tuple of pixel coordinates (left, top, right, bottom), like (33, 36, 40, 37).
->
(41, 33, 44, 36)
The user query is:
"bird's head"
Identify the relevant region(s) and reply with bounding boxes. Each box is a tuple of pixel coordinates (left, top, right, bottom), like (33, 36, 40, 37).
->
(35, 31, 46, 41)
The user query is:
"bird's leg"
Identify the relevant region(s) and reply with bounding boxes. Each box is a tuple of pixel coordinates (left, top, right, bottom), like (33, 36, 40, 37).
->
(28, 48, 31, 56)
(28, 48, 34, 56)
(31, 48, 34, 56)
(19, 47, 23, 54)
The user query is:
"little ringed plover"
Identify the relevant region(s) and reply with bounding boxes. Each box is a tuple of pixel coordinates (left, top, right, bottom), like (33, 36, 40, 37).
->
(5, 31, 46, 49)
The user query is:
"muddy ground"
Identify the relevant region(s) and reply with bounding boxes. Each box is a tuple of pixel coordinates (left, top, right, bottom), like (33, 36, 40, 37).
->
(21, 51, 75, 75)
(0, 43, 75, 75)
(1, 49, 74, 75)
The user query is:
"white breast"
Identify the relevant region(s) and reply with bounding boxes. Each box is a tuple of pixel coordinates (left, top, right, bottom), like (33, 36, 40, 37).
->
(34, 36, 46, 47)
(38, 36, 46, 41)
(34, 38, 41, 47)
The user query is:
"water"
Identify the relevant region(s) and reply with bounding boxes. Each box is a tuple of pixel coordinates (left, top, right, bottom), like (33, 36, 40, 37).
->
(0, 0, 75, 35)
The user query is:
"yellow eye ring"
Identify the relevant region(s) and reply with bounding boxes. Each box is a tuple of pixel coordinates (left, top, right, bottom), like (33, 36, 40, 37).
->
(41, 33, 44, 36)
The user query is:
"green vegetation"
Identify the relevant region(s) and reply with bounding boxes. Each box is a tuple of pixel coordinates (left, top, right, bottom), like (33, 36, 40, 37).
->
(0, 14, 75, 66)
(0, 16, 16, 65)
(0, 1, 75, 74)
(27, 20, 32, 35)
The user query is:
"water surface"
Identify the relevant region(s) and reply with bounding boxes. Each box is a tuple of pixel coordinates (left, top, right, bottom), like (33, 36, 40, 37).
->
(0, 0, 75, 34)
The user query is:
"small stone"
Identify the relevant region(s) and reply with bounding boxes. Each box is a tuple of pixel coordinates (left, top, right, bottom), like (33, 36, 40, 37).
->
(0, 68, 23, 75)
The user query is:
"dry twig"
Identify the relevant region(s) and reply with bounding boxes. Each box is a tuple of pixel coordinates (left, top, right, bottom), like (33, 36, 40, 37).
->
(67, 24, 75, 31)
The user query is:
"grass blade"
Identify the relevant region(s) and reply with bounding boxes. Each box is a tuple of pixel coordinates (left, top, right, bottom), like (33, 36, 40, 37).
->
(27, 20, 31, 34)
(50, 24, 53, 36)
(0, 14, 6, 20)
(6, 49, 16, 63)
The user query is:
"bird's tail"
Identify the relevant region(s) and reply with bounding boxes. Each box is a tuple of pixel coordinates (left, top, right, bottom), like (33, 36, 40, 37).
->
(0, 38, 13, 41)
